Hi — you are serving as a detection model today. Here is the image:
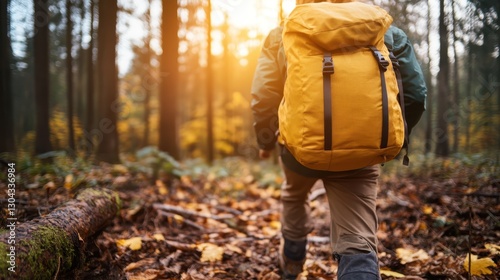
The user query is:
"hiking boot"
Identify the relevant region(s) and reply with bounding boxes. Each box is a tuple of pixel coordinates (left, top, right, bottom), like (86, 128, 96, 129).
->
(279, 238, 307, 279)
(335, 251, 381, 280)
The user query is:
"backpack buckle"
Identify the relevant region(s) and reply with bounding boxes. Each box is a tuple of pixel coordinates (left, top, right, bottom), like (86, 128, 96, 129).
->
(389, 52, 400, 68)
(369, 47, 389, 72)
(322, 53, 334, 75)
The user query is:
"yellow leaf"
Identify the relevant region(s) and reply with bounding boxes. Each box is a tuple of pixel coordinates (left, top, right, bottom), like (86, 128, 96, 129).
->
(173, 214, 184, 223)
(396, 248, 430, 264)
(156, 180, 168, 195)
(269, 221, 281, 230)
(422, 205, 433, 214)
(463, 254, 497, 276)
(64, 174, 73, 190)
(485, 244, 500, 255)
(116, 237, 142, 251)
(380, 269, 405, 278)
(112, 164, 129, 174)
(197, 243, 224, 262)
(153, 233, 165, 241)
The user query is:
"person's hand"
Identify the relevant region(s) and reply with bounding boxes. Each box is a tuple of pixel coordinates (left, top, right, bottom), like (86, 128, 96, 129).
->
(259, 149, 273, 159)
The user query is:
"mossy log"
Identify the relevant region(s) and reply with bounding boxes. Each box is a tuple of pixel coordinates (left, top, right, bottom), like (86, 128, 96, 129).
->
(0, 188, 121, 280)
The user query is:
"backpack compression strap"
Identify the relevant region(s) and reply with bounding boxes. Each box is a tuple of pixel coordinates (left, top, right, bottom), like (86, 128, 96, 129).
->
(322, 52, 334, 151)
(389, 52, 410, 166)
(368, 46, 390, 149)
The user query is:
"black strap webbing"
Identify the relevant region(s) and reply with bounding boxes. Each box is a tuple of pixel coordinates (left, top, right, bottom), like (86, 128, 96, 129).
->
(390, 52, 410, 166)
(322, 52, 334, 151)
(369, 46, 389, 149)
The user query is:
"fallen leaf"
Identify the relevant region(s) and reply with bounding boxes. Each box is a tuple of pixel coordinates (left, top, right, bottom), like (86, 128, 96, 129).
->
(124, 258, 156, 272)
(153, 233, 165, 241)
(197, 243, 224, 262)
(156, 180, 168, 195)
(113, 176, 128, 186)
(43, 181, 56, 191)
(463, 254, 497, 276)
(269, 220, 281, 229)
(64, 174, 73, 190)
(396, 248, 430, 264)
(173, 214, 184, 223)
(485, 243, 500, 255)
(225, 244, 243, 254)
(112, 164, 129, 174)
(126, 269, 160, 280)
(116, 237, 142, 251)
(380, 269, 405, 278)
(422, 205, 433, 214)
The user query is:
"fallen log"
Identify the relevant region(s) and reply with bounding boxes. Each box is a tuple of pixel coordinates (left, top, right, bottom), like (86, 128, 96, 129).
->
(0, 188, 121, 279)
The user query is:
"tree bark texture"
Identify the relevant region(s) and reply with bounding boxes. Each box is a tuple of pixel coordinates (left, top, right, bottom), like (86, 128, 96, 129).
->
(33, 0, 52, 155)
(0, 188, 121, 279)
(85, 0, 95, 157)
(159, 0, 180, 159)
(206, 0, 214, 163)
(66, 0, 76, 156)
(435, 0, 450, 157)
(0, 0, 15, 153)
(96, 0, 120, 163)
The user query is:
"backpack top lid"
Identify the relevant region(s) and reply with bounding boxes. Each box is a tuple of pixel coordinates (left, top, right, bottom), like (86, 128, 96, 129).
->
(285, 2, 393, 51)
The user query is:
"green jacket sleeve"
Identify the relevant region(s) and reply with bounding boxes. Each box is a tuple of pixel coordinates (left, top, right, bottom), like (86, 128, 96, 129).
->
(385, 25, 427, 135)
(250, 27, 285, 150)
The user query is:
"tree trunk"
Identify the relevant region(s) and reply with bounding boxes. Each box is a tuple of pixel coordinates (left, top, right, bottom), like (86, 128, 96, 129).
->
(85, 0, 95, 157)
(142, 0, 153, 148)
(435, 0, 450, 157)
(159, 0, 180, 159)
(33, 0, 52, 155)
(95, 0, 119, 163)
(465, 49, 473, 153)
(66, 0, 76, 156)
(451, 0, 460, 154)
(206, 0, 214, 163)
(424, 0, 433, 154)
(0, 188, 121, 279)
(0, 0, 15, 154)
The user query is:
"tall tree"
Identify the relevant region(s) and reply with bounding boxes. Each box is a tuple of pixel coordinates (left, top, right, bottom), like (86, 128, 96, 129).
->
(424, 0, 434, 154)
(0, 0, 15, 153)
(86, 0, 95, 155)
(159, 0, 180, 159)
(95, 0, 119, 163)
(435, 0, 450, 157)
(34, 0, 52, 155)
(451, 0, 460, 153)
(66, 0, 76, 156)
(206, 0, 214, 163)
(142, 0, 153, 147)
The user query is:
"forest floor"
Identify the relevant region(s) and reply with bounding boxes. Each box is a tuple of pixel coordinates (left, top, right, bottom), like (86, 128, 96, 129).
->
(6, 154, 500, 279)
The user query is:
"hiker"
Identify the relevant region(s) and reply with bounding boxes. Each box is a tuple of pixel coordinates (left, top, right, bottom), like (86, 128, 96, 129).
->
(250, 0, 427, 279)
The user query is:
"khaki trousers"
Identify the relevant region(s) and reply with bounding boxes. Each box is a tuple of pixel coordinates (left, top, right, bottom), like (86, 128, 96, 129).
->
(279, 160, 380, 255)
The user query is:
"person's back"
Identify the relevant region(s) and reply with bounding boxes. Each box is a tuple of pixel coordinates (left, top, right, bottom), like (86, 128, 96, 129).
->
(251, 1, 426, 279)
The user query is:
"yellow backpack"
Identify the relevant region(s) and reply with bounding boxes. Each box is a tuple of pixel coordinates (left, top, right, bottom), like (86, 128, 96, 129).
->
(279, 2, 407, 171)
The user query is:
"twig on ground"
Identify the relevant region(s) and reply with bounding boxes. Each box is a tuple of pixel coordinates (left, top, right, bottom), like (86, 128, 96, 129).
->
(153, 203, 234, 220)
